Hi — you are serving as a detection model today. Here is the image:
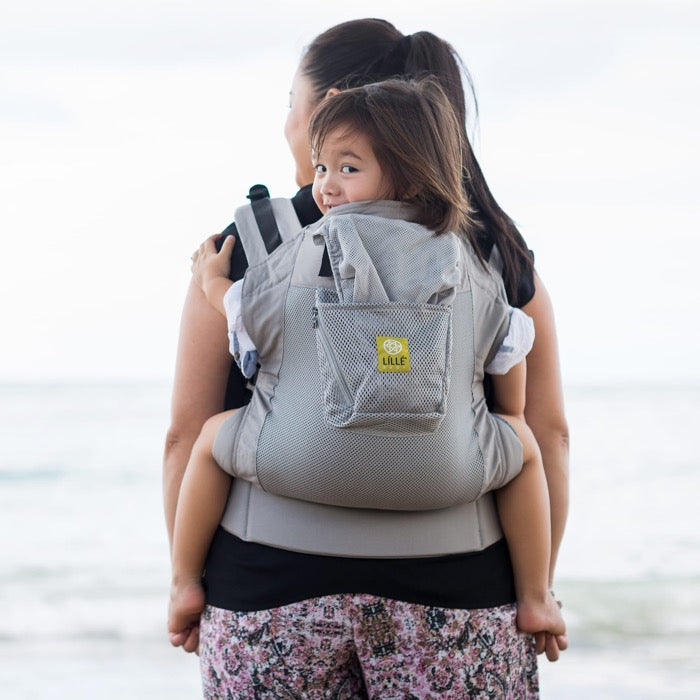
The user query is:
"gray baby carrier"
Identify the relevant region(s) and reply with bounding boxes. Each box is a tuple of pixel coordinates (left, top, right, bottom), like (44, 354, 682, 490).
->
(213, 187, 523, 539)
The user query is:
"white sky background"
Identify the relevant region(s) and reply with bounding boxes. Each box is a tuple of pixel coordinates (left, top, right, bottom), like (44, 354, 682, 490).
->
(1, 0, 698, 385)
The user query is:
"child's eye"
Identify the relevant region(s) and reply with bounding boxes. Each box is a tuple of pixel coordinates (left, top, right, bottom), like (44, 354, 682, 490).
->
(341, 165, 358, 174)
(314, 164, 326, 173)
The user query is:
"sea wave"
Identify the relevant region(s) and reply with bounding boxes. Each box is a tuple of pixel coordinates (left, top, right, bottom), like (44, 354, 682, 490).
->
(1, 381, 699, 695)
(0, 468, 66, 482)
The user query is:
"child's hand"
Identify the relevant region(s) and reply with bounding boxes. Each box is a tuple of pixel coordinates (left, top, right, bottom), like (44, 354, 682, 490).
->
(190, 233, 236, 290)
(169, 578, 205, 655)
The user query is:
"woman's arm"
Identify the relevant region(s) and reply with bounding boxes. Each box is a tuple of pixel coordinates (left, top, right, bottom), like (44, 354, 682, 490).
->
(521, 274, 570, 586)
(163, 278, 233, 547)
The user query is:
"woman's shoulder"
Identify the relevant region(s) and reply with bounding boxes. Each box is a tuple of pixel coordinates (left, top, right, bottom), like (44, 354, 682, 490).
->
(290, 184, 322, 227)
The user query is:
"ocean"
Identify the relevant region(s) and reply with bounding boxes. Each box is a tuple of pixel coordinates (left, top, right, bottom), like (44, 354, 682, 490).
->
(0, 381, 698, 698)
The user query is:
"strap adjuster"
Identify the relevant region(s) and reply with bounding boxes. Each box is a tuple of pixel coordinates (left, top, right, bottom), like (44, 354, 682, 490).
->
(247, 184, 271, 202)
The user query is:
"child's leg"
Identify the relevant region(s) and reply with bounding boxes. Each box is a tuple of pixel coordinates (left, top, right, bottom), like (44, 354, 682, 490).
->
(494, 415, 566, 638)
(169, 409, 236, 648)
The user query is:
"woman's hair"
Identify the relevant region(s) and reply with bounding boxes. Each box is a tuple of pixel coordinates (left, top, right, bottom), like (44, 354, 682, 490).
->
(301, 18, 534, 301)
(309, 79, 471, 236)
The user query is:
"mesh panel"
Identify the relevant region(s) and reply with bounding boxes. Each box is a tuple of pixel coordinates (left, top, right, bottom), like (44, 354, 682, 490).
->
(315, 301, 451, 433)
(256, 287, 486, 511)
(332, 215, 458, 305)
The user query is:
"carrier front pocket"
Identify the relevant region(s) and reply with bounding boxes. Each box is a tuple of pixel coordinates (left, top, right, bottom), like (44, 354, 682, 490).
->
(313, 296, 452, 435)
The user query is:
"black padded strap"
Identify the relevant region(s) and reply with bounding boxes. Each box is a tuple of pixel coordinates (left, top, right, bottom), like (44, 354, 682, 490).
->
(318, 244, 333, 277)
(247, 184, 283, 254)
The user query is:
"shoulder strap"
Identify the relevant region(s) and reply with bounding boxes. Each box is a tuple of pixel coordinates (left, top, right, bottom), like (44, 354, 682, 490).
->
(247, 184, 282, 254)
(234, 185, 302, 267)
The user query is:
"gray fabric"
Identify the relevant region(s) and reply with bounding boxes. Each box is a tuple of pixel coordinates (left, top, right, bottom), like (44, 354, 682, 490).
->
(220, 198, 305, 486)
(252, 288, 483, 509)
(314, 297, 452, 432)
(313, 205, 459, 305)
(220, 478, 505, 558)
(313, 203, 460, 435)
(214, 199, 523, 557)
(310, 205, 461, 433)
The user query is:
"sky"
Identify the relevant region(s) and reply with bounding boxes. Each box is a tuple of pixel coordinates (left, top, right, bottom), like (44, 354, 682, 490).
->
(1, 0, 698, 386)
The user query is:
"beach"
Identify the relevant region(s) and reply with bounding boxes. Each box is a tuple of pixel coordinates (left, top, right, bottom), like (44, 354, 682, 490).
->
(1, 381, 698, 698)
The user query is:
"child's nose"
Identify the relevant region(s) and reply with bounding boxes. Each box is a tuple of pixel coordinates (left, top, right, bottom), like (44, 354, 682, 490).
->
(320, 173, 339, 194)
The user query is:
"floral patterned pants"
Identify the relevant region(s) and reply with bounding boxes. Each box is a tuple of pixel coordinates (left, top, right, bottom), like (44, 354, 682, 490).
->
(199, 594, 538, 699)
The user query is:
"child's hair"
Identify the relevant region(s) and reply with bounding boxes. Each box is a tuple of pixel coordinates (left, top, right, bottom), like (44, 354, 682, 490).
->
(308, 78, 473, 236)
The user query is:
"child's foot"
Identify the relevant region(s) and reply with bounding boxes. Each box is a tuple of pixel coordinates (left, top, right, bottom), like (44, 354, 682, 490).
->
(516, 590, 566, 638)
(168, 579, 205, 651)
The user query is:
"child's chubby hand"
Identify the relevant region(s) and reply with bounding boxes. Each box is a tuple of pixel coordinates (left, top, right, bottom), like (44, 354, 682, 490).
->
(190, 233, 236, 289)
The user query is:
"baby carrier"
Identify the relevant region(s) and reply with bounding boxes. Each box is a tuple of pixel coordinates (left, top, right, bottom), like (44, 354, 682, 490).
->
(213, 186, 523, 524)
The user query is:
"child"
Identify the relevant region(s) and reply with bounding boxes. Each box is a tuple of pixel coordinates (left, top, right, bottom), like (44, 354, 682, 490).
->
(168, 78, 565, 649)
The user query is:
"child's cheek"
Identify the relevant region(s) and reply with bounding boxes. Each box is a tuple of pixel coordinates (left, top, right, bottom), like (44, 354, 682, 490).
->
(312, 180, 326, 213)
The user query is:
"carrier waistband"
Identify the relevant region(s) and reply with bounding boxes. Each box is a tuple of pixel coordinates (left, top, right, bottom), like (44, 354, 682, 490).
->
(220, 479, 503, 558)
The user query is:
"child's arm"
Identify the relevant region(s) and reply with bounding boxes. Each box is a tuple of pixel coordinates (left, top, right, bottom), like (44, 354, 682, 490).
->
(190, 234, 236, 317)
(487, 306, 534, 417)
(192, 233, 259, 379)
(490, 359, 527, 418)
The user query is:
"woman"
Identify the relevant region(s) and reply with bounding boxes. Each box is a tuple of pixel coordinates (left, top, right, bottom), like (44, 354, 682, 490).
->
(163, 18, 569, 697)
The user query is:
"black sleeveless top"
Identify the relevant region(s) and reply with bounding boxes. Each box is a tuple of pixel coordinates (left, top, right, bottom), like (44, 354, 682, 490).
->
(203, 185, 534, 612)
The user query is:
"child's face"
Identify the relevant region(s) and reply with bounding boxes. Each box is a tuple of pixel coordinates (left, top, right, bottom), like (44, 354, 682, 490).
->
(311, 127, 393, 214)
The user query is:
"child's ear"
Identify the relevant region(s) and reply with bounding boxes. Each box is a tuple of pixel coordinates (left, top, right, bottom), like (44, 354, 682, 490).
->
(325, 87, 341, 99)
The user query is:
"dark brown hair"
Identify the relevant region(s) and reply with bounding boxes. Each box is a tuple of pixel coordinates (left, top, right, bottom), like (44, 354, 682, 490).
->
(301, 19, 534, 301)
(309, 79, 471, 236)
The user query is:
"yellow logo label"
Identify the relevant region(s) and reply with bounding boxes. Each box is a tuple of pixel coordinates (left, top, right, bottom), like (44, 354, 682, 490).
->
(376, 336, 411, 373)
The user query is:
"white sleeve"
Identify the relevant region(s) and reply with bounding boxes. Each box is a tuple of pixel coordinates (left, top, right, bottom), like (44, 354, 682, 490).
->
(222, 280, 257, 360)
(485, 307, 535, 375)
